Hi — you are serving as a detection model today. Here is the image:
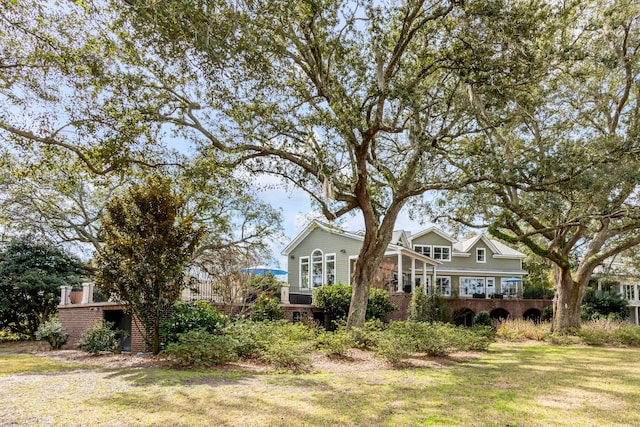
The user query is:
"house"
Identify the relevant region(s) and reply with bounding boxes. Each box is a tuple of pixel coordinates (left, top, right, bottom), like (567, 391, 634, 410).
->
(282, 221, 528, 305)
(593, 260, 640, 325)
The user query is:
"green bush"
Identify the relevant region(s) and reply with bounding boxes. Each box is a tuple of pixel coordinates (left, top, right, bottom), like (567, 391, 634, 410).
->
(374, 332, 412, 365)
(382, 321, 492, 359)
(612, 323, 640, 346)
(351, 319, 386, 350)
(312, 284, 352, 328)
(408, 288, 430, 322)
(0, 329, 27, 343)
(473, 311, 492, 326)
(164, 330, 239, 367)
(313, 284, 396, 329)
(76, 321, 127, 354)
(578, 328, 607, 346)
(366, 288, 397, 320)
(581, 289, 629, 321)
(225, 320, 316, 369)
(409, 292, 451, 323)
(260, 337, 314, 370)
(250, 294, 284, 322)
(161, 300, 226, 345)
(35, 316, 69, 350)
(224, 319, 274, 358)
(317, 328, 355, 358)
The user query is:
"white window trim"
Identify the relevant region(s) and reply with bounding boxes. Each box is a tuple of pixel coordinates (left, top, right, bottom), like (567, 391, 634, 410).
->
(476, 248, 486, 263)
(324, 253, 336, 285)
(436, 276, 452, 297)
(311, 248, 324, 288)
(414, 244, 432, 257)
(500, 278, 519, 297)
(460, 277, 486, 297)
(433, 245, 451, 262)
(299, 256, 310, 290)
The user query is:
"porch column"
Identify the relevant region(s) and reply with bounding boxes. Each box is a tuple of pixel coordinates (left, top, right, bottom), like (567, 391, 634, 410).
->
(397, 252, 403, 292)
(422, 262, 427, 295)
(59, 285, 72, 306)
(280, 284, 290, 304)
(81, 282, 94, 304)
(411, 258, 416, 293)
(432, 265, 437, 296)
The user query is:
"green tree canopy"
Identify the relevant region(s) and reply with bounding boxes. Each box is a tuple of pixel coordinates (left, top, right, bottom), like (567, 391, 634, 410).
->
(0, 238, 83, 337)
(435, 0, 640, 331)
(95, 176, 204, 354)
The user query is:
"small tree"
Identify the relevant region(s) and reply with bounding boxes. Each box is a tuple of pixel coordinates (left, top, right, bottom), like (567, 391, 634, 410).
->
(0, 238, 83, 337)
(95, 176, 203, 355)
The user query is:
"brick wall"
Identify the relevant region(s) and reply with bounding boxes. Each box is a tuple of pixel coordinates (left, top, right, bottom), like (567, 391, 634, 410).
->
(58, 303, 149, 353)
(387, 292, 553, 321)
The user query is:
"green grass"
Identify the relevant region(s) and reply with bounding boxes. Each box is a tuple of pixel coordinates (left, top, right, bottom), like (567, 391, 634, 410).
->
(1, 342, 639, 426)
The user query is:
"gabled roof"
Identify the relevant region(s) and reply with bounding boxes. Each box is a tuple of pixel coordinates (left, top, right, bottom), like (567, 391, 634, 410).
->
(454, 234, 525, 259)
(282, 220, 525, 260)
(391, 230, 411, 247)
(281, 220, 364, 256)
(455, 234, 500, 254)
(410, 227, 457, 243)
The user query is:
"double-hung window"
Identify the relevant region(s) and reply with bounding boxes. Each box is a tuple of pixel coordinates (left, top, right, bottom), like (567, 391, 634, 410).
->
(433, 246, 451, 261)
(477, 248, 486, 263)
(414, 245, 431, 257)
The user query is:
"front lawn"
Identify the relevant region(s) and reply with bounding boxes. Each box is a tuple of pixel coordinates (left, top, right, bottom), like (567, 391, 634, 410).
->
(1, 342, 639, 426)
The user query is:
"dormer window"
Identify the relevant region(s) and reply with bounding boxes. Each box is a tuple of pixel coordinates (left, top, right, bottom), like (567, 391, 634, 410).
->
(477, 248, 486, 263)
(433, 246, 451, 261)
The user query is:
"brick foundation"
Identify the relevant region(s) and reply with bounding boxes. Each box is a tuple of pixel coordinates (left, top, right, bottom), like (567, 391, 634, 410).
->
(387, 292, 553, 322)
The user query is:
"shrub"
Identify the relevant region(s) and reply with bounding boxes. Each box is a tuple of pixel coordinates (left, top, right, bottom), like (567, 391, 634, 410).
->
(408, 288, 430, 322)
(224, 320, 274, 358)
(612, 323, 640, 346)
(250, 294, 284, 322)
(473, 311, 491, 327)
(496, 319, 550, 341)
(581, 289, 629, 321)
(312, 284, 352, 328)
(35, 317, 70, 350)
(164, 330, 239, 367)
(260, 338, 314, 370)
(383, 321, 491, 358)
(374, 332, 412, 365)
(313, 284, 396, 329)
(0, 329, 25, 343)
(317, 328, 355, 358)
(352, 319, 386, 350)
(161, 300, 226, 345)
(423, 295, 451, 323)
(224, 320, 316, 370)
(578, 328, 607, 346)
(76, 321, 127, 354)
(366, 288, 397, 320)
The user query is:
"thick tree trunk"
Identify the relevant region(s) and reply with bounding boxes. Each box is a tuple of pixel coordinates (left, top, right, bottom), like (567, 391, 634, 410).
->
(345, 203, 402, 328)
(551, 266, 587, 333)
(347, 253, 384, 328)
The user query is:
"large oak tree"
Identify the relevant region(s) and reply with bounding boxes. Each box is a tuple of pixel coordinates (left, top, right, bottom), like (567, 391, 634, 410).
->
(439, 0, 640, 331)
